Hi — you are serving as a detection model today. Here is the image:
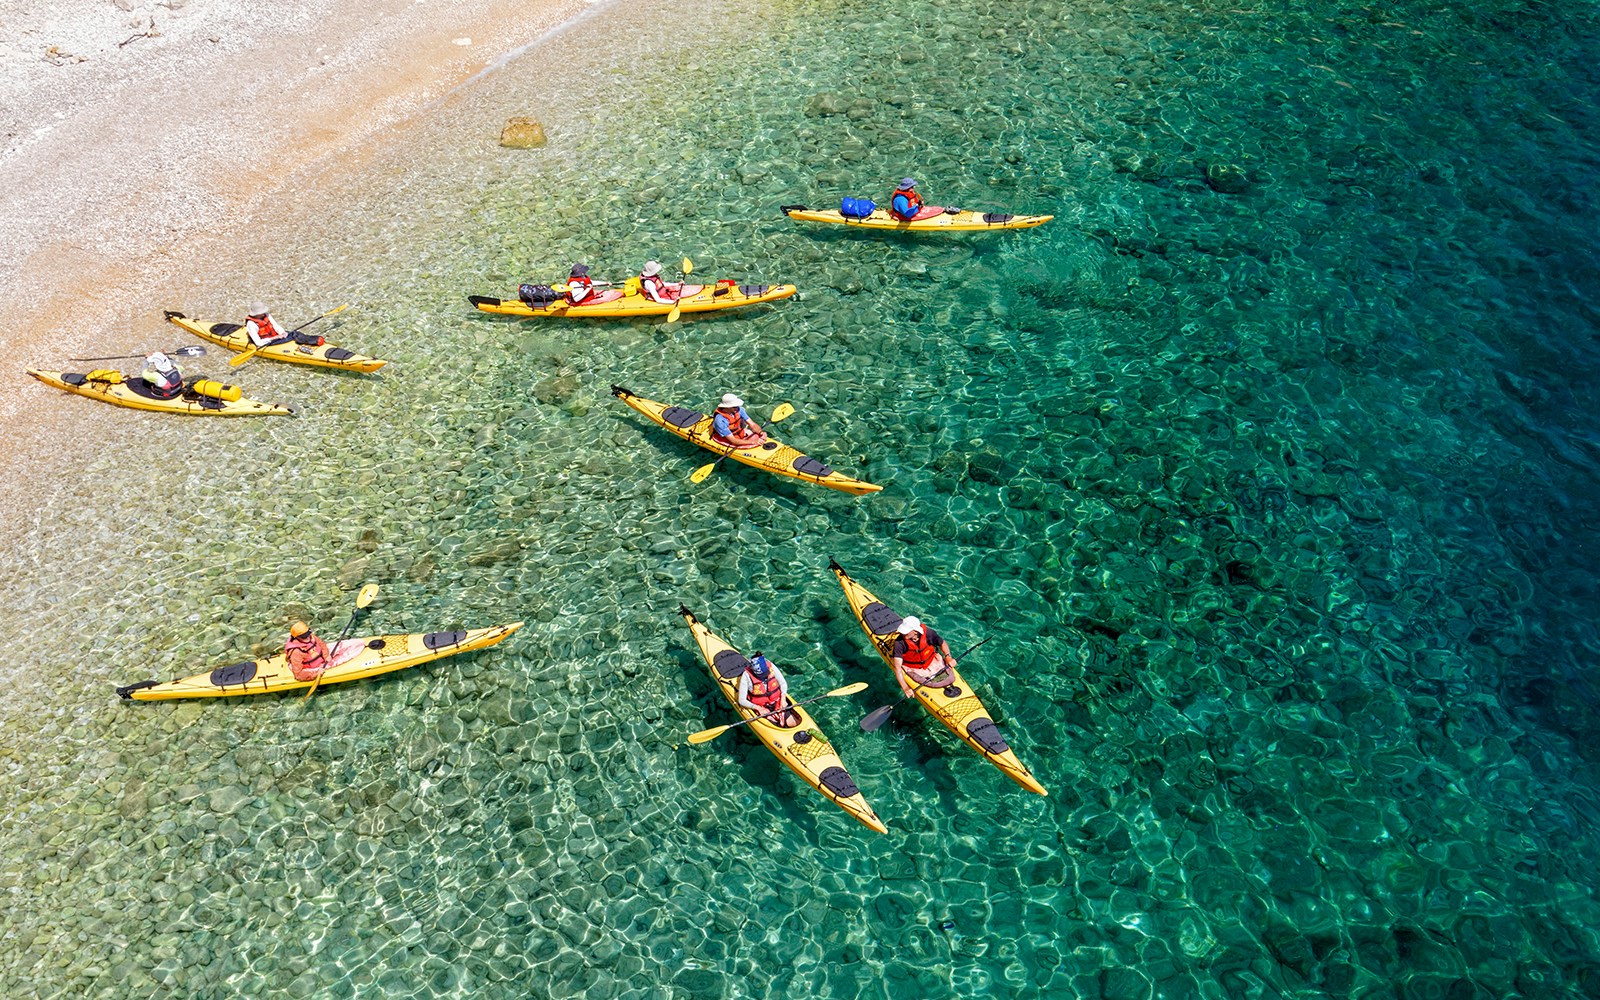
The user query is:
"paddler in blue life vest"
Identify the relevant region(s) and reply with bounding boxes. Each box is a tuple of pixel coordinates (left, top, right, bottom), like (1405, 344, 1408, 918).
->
(891, 616, 958, 693)
(710, 393, 768, 449)
(638, 260, 680, 304)
(139, 351, 184, 399)
(564, 264, 596, 305)
(889, 177, 926, 221)
(737, 652, 799, 728)
(285, 620, 331, 682)
(243, 303, 294, 348)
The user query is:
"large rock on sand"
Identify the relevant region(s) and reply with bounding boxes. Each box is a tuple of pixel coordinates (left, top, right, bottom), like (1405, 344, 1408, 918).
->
(500, 117, 547, 149)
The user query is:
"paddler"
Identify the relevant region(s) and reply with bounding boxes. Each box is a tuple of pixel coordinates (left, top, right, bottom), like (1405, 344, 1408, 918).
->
(710, 393, 768, 449)
(889, 177, 925, 221)
(564, 264, 596, 305)
(737, 652, 799, 728)
(139, 351, 184, 399)
(243, 303, 294, 348)
(284, 620, 331, 682)
(638, 260, 680, 304)
(891, 616, 958, 693)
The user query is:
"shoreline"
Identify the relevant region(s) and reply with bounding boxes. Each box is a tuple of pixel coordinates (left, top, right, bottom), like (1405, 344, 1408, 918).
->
(0, 0, 595, 507)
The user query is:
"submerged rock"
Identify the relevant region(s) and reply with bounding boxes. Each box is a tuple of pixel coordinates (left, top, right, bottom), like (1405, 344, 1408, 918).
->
(500, 117, 547, 149)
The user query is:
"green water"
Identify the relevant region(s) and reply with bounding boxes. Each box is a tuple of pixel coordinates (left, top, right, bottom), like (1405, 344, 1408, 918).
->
(5, 0, 1600, 996)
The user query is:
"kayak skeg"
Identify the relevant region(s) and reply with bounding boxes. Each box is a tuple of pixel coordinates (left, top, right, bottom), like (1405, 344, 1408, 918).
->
(829, 559, 1046, 795)
(780, 204, 1052, 232)
(679, 606, 887, 834)
(611, 386, 881, 496)
(163, 310, 387, 373)
(116, 622, 522, 700)
(467, 280, 795, 319)
(26, 369, 296, 417)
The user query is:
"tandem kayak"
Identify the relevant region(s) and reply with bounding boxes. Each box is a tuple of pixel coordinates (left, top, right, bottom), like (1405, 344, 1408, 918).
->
(780, 204, 1052, 232)
(830, 560, 1046, 795)
(468, 280, 795, 319)
(164, 310, 387, 373)
(27, 369, 296, 417)
(116, 622, 522, 700)
(679, 606, 887, 834)
(611, 386, 881, 496)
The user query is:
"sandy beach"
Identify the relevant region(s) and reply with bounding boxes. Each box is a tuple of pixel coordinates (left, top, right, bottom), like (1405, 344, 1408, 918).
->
(0, 0, 591, 502)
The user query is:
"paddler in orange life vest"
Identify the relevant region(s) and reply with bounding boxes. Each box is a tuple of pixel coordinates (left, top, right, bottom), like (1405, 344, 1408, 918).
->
(638, 260, 680, 304)
(891, 616, 959, 693)
(243, 303, 294, 348)
(710, 393, 768, 449)
(139, 351, 184, 399)
(889, 177, 925, 221)
(737, 652, 799, 728)
(285, 620, 331, 682)
(564, 264, 595, 306)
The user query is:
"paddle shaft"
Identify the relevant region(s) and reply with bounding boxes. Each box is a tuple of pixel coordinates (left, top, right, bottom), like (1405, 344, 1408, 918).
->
(69, 345, 206, 363)
(689, 682, 867, 744)
(303, 583, 377, 701)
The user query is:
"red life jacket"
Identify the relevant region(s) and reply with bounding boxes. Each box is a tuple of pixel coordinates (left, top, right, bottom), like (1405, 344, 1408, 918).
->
(247, 315, 283, 342)
(285, 634, 329, 680)
(713, 406, 751, 442)
(746, 670, 784, 714)
(565, 275, 594, 305)
(640, 274, 674, 303)
(891, 185, 924, 219)
(898, 626, 940, 669)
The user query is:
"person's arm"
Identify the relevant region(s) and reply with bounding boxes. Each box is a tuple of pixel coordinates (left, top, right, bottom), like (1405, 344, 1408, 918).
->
(890, 640, 914, 696)
(892, 193, 914, 217)
(771, 664, 789, 702)
(712, 412, 732, 439)
(928, 628, 956, 668)
(245, 319, 266, 346)
(736, 672, 758, 712)
(739, 408, 765, 438)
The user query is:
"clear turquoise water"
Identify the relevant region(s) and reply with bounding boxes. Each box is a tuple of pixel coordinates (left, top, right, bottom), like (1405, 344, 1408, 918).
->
(4, 0, 1600, 996)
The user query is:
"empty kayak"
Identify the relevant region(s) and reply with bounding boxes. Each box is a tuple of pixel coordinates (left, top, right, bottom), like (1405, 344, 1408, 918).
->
(780, 204, 1052, 231)
(679, 606, 887, 834)
(830, 559, 1046, 795)
(27, 368, 295, 417)
(164, 310, 387, 373)
(116, 622, 522, 700)
(468, 280, 795, 319)
(611, 385, 881, 496)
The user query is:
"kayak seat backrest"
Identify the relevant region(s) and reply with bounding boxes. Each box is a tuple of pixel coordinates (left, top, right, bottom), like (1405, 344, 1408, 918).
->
(967, 718, 1011, 754)
(861, 601, 904, 636)
(423, 631, 466, 650)
(63, 373, 88, 386)
(325, 347, 355, 361)
(983, 212, 1015, 225)
(712, 648, 750, 680)
(213, 322, 242, 337)
(662, 406, 705, 429)
(739, 285, 769, 296)
(791, 455, 834, 478)
(210, 660, 259, 688)
(818, 766, 861, 799)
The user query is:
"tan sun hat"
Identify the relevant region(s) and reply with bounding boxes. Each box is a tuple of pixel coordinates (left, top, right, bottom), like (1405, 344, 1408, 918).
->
(720, 393, 743, 408)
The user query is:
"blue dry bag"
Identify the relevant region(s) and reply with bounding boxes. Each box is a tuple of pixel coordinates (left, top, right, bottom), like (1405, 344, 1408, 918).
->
(839, 196, 876, 219)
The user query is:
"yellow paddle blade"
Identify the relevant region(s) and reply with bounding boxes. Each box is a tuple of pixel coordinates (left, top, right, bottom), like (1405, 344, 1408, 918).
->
(666, 301, 682, 324)
(689, 460, 718, 483)
(325, 303, 351, 318)
(228, 347, 259, 368)
(771, 403, 795, 422)
(681, 257, 694, 276)
(827, 681, 870, 696)
(355, 583, 379, 608)
(685, 724, 732, 745)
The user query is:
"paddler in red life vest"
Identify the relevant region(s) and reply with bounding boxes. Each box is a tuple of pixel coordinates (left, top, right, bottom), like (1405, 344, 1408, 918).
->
(710, 393, 768, 449)
(891, 616, 958, 693)
(889, 177, 925, 221)
(564, 264, 595, 306)
(285, 620, 331, 682)
(638, 260, 680, 304)
(139, 351, 184, 399)
(243, 303, 294, 348)
(737, 652, 799, 728)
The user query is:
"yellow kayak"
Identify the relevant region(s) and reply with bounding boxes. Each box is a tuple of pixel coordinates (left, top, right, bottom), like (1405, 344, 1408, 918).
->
(611, 386, 881, 496)
(781, 204, 1052, 231)
(679, 606, 887, 834)
(830, 560, 1046, 795)
(116, 622, 522, 700)
(27, 368, 295, 417)
(164, 310, 387, 373)
(468, 280, 795, 319)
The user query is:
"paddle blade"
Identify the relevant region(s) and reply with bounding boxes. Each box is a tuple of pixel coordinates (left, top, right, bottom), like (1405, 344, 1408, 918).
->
(355, 583, 380, 609)
(771, 403, 795, 422)
(681, 257, 694, 276)
(173, 345, 207, 358)
(689, 461, 717, 483)
(686, 724, 730, 745)
(828, 681, 870, 697)
(665, 302, 682, 324)
(228, 348, 258, 368)
(860, 703, 897, 733)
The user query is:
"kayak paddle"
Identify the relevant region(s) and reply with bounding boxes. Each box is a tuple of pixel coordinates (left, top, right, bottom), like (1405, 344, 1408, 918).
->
(303, 582, 379, 702)
(684, 681, 868, 745)
(69, 345, 207, 363)
(665, 257, 694, 324)
(231, 303, 351, 368)
(689, 402, 795, 483)
(859, 636, 992, 732)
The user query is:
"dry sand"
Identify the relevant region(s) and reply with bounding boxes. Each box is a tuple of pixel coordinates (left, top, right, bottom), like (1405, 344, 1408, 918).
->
(0, 0, 592, 499)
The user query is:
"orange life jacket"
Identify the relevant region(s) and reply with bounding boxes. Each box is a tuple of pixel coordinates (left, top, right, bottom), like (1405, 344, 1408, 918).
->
(713, 406, 752, 443)
(898, 626, 940, 669)
(565, 275, 594, 305)
(746, 670, 784, 714)
(247, 315, 284, 343)
(891, 185, 924, 219)
(285, 634, 330, 680)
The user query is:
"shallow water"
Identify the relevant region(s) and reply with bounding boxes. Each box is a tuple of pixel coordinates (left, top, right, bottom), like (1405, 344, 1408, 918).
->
(4, 0, 1600, 996)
